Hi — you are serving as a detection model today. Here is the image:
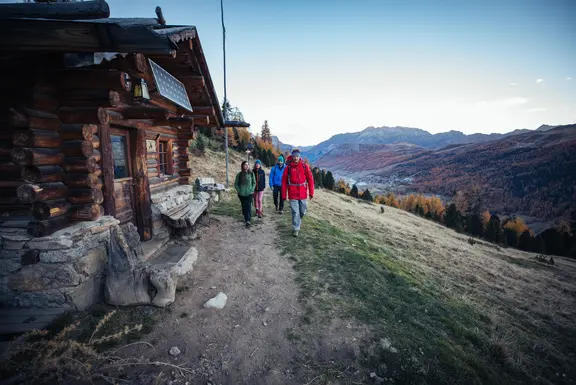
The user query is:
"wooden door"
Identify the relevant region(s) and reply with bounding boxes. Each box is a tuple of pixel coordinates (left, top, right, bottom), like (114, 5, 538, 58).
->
(110, 128, 136, 224)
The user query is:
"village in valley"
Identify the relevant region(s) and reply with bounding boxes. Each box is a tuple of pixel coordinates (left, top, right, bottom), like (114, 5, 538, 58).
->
(0, 1, 575, 385)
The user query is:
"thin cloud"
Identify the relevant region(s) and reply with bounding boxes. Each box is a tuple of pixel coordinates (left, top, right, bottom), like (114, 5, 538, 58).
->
(566, 77, 573, 80)
(524, 108, 547, 113)
(536, 78, 544, 83)
(509, 83, 517, 87)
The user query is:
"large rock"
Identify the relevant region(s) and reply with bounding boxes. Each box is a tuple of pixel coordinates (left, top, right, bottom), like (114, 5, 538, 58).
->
(66, 274, 104, 310)
(9, 264, 80, 292)
(12, 289, 69, 308)
(27, 236, 73, 251)
(120, 222, 144, 259)
(104, 225, 151, 306)
(73, 246, 107, 277)
(148, 266, 177, 308)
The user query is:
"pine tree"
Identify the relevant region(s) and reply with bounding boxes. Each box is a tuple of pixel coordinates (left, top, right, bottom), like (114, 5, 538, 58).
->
(444, 203, 463, 232)
(361, 189, 373, 202)
(485, 215, 503, 244)
(261, 120, 272, 143)
(518, 230, 533, 251)
(417, 205, 425, 216)
(195, 134, 206, 154)
(503, 228, 518, 248)
(350, 184, 359, 198)
(466, 213, 484, 237)
(533, 234, 546, 254)
(324, 171, 335, 190)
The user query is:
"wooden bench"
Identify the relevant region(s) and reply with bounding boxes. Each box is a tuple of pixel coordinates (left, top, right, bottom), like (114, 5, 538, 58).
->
(160, 200, 208, 228)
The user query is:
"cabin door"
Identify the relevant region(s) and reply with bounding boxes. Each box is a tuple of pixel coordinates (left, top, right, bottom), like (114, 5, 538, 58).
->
(110, 127, 136, 225)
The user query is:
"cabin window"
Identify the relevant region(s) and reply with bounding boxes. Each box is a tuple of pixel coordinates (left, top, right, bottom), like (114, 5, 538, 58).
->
(111, 134, 129, 179)
(158, 140, 170, 175)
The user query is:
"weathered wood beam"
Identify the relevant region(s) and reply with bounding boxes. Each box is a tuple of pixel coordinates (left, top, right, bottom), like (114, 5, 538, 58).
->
(99, 123, 114, 216)
(7, 108, 61, 131)
(13, 129, 61, 148)
(64, 173, 102, 189)
(68, 204, 102, 221)
(68, 188, 104, 205)
(0, 92, 59, 113)
(131, 128, 153, 241)
(22, 165, 64, 184)
(62, 157, 98, 173)
(11, 148, 64, 166)
(33, 199, 71, 220)
(27, 216, 70, 237)
(58, 107, 110, 125)
(17, 182, 68, 204)
(57, 89, 122, 108)
(180, 75, 205, 88)
(0, 0, 110, 21)
(111, 106, 169, 120)
(60, 124, 96, 141)
(62, 140, 94, 158)
(50, 70, 132, 92)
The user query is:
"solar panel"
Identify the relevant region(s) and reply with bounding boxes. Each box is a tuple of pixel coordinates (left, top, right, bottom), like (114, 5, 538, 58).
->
(148, 59, 193, 112)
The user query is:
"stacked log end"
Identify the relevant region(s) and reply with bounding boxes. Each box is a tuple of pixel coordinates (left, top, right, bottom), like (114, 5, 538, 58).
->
(177, 129, 195, 185)
(2, 105, 71, 236)
(59, 122, 104, 222)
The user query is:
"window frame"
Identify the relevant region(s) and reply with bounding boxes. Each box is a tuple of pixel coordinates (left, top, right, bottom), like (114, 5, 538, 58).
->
(156, 138, 173, 176)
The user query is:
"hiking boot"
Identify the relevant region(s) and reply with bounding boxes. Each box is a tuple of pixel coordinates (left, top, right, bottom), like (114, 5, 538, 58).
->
(293, 230, 299, 237)
(257, 212, 263, 218)
(279, 210, 283, 215)
(246, 221, 251, 228)
(274, 206, 278, 211)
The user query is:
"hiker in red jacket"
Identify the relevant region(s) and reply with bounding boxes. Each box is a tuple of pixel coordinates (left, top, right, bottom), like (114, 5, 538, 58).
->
(281, 149, 314, 237)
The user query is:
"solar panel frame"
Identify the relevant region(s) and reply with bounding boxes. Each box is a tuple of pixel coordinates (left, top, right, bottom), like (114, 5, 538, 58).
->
(148, 59, 194, 112)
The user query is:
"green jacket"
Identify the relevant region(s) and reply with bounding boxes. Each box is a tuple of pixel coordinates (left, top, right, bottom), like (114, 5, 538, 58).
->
(234, 171, 256, 197)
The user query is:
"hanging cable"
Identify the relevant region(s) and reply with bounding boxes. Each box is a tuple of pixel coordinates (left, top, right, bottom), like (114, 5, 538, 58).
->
(221, 0, 229, 187)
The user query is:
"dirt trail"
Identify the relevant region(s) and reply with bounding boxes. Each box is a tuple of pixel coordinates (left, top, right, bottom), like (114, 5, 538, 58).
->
(124, 192, 309, 385)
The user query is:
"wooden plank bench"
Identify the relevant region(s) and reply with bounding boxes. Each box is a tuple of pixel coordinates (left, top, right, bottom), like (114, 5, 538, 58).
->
(160, 200, 208, 228)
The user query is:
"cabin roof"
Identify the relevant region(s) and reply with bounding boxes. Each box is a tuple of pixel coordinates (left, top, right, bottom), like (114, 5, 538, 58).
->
(0, 1, 223, 127)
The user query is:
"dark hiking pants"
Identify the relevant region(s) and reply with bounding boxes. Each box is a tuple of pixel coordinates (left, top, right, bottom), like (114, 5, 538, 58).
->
(238, 194, 252, 223)
(273, 186, 284, 211)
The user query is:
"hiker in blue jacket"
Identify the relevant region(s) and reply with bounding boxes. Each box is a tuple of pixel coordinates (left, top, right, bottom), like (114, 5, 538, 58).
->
(269, 155, 286, 214)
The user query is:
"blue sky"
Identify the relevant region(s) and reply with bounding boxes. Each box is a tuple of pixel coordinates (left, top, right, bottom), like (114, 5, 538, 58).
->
(11, 0, 576, 145)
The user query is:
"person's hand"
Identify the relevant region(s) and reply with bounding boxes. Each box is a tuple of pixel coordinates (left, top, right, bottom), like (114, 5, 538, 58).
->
(309, 196, 313, 200)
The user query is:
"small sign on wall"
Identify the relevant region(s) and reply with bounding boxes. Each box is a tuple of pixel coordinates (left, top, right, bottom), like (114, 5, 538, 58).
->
(146, 139, 157, 152)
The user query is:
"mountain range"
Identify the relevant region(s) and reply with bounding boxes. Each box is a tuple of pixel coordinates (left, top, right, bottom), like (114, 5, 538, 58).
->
(288, 123, 575, 226)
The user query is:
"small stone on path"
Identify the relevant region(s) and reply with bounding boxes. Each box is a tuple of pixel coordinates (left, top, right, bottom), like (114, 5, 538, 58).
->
(169, 346, 181, 356)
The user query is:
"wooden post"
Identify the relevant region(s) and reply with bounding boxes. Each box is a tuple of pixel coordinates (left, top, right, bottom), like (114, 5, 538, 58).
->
(99, 123, 115, 216)
(131, 128, 153, 240)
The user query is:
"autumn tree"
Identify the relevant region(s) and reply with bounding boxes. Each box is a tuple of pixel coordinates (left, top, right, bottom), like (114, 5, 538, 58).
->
(336, 179, 348, 194)
(503, 228, 518, 248)
(261, 120, 272, 143)
(384, 192, 399, 208)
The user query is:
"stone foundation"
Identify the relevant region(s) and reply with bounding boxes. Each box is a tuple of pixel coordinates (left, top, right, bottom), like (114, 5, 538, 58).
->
(0, 216, 121, 310)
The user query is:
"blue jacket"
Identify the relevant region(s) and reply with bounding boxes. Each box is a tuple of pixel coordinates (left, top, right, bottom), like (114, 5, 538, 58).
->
(269, 164, 286, 187)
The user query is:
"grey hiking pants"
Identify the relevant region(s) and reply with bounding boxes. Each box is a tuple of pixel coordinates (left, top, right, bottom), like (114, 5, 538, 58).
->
(289, 199, 308, 231)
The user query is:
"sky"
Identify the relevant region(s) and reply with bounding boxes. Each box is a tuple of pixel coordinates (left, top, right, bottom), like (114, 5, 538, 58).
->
(11, 0, 576, 146)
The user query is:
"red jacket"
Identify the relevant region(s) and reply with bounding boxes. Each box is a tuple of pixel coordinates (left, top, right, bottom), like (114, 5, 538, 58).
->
(281, 160, 314, 201)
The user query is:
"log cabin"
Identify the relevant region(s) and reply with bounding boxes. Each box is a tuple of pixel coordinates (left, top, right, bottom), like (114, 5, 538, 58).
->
(0, 1, 224, 313)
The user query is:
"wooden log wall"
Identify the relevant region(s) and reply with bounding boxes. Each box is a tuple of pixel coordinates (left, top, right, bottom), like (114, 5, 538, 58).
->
(177, 128, 195, 185)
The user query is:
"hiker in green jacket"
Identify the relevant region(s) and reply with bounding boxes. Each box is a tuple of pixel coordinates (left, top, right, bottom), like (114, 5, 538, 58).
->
(234, 161, 256, 227)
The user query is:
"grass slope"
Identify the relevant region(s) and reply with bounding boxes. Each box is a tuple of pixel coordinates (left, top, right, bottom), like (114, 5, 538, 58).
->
(214, 188, 576, 385)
